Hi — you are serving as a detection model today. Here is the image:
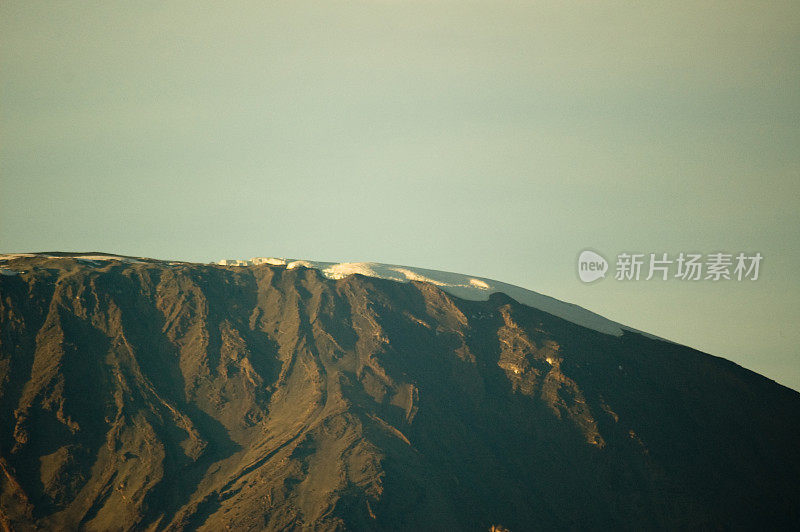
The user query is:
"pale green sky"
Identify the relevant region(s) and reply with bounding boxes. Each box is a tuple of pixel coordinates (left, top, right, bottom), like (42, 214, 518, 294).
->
(2, 2, 799, 390)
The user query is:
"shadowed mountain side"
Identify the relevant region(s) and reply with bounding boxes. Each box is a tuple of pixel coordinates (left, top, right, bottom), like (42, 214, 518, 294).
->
(0, 254, 798, 530)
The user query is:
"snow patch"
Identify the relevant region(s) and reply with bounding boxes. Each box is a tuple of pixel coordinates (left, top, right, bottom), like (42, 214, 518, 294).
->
(218, 259, 250, 266)
(0, 253, 36, 261)
(218, 257, 288, 266)
(0, 253, 142, 263)
(253, 257, 288, 266)
(469, 278, 490, 290)
(72, 254, 143, 263)
(286, 260, 315, 270)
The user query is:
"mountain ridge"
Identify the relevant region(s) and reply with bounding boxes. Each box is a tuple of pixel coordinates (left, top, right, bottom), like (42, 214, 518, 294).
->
(0, 253, 798, 530)
(2, 252, 663, 339)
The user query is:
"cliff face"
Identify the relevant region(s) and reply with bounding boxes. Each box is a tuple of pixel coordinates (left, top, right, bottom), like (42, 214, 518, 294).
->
(0, 254, 798, 531)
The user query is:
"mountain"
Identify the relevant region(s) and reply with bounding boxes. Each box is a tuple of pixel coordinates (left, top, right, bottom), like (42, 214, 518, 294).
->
(0, 252, 798, 531)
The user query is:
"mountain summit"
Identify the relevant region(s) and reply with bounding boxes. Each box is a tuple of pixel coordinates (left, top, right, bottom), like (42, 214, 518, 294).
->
(1, 253, 798, 530)
(215, 257, 646, 337)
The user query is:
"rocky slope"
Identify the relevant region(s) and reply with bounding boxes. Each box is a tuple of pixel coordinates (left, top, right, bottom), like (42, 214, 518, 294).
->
(0, 253, 798, 530)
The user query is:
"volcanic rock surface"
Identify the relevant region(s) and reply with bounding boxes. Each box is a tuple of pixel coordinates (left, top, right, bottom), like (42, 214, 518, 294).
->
(0, 253, 798, 530)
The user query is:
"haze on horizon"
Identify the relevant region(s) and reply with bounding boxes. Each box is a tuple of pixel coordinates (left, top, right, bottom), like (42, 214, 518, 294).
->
(1, 2, 799, 390)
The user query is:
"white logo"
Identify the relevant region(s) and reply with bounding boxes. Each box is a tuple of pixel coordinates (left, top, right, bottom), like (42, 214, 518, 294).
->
(578, 250, 608, 283)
